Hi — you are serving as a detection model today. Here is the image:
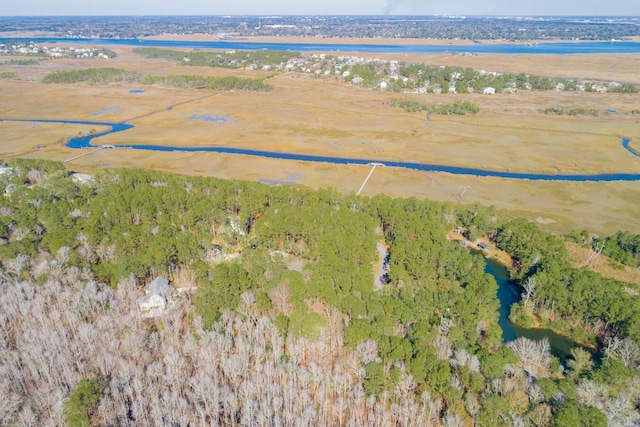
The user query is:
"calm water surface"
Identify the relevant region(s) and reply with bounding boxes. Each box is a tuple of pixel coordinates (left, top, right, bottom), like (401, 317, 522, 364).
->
(3, 37, 640, 55)
(483, 255, 592, 360)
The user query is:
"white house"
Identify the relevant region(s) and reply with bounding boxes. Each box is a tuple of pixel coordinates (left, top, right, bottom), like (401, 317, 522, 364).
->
(71, 173, 93, 184)
(0, 167, 17, 177)
(138, 277, 171, 318)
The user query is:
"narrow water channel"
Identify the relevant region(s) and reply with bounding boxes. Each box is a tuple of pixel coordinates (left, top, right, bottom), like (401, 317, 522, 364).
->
(482, 255, 589, 360)
(1, 118, 639, 182)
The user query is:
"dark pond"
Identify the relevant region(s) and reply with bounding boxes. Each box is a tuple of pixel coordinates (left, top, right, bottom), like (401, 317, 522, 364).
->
(483, 255, 593, 360)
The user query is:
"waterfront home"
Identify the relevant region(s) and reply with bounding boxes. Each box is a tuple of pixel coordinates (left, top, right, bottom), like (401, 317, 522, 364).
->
(477, 242, 490, 252)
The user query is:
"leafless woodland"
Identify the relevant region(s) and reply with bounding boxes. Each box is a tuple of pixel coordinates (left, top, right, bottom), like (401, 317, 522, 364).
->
(0, 252, 440, 426)
(1, 251, 639, 426)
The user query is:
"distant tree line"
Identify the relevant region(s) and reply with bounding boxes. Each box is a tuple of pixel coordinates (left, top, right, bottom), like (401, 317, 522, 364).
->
(1, 58, 41, 66)
(3, 15, 639, 41)
(388, 98, 480, 115)
(543, 107, 600, 116)
(609, 84, 640, 94)
(42, 67, 273, 91)
(133, 47, 299, 69)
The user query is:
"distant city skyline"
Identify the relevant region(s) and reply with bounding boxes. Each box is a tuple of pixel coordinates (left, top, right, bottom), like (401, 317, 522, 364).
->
(2, 0, 639, 17)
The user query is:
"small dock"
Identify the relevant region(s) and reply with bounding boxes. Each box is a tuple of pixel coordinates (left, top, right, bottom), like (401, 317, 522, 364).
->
(356, 162, 385, 195)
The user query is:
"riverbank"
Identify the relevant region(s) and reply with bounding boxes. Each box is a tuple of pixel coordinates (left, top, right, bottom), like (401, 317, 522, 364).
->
(510, 303, 600, 351)
(143, 33, 640, 46)
(5, 117, 640, 183)
(4, 30, 637, 47)
(4, 36, 640, 56)
(482, 255, 600, 359)
(452, 233, 601, 353)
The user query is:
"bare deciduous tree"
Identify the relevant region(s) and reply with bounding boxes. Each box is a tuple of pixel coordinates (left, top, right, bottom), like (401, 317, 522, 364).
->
(269, 282, 293, 316)
(521, 277, 537, 307)
(507, 337, 552, 378)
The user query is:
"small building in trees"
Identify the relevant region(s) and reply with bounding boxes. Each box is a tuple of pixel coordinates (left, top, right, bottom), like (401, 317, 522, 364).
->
(71, 173, 93, 184)
(138, 277, 171, 318)
(0, 167, 17, 176)
(477, 241, 490, 252)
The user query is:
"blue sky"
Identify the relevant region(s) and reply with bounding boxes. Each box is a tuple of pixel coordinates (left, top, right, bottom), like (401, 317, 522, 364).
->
(2, 0, 639, 16)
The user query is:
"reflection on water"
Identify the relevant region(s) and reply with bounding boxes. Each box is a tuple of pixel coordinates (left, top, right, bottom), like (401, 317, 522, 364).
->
(482, 255, 591, 360)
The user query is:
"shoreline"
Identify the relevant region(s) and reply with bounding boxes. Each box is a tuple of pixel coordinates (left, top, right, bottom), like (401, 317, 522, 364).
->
(512, 309, 599, 351)
(145, 34, 640, 46)
(2, 30, 638, 46)
(448, 230, 600, 351)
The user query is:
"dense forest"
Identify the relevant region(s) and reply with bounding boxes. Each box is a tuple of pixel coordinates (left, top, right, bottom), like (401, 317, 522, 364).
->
(0, 159, 639, 426)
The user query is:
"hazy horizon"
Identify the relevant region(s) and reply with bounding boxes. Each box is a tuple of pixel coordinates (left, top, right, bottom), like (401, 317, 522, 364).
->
(1, 0, 639, 18)
(2, 14, 640, 17)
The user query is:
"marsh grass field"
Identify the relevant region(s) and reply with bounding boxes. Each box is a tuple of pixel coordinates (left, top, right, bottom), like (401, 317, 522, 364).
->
(0, 40, 639, 234)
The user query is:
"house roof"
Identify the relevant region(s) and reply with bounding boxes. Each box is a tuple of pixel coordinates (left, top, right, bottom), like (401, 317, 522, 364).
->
(145, 277, 170, 298)
(0, 167, 17, 176)
(71, 173, 93, 183)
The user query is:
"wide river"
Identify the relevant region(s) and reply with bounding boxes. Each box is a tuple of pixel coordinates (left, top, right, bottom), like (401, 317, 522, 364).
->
(3, 37, 640, 55)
